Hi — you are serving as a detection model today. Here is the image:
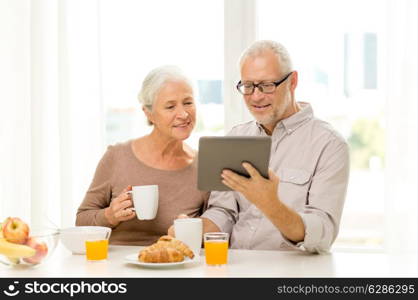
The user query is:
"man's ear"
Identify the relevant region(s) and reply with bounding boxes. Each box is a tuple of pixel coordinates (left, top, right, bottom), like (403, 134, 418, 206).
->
(290, 71, 298, 91)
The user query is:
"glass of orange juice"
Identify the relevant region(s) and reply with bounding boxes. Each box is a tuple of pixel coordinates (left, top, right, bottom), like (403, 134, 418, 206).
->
(85, 239, 109, 261)
(204, 232, 229, 266)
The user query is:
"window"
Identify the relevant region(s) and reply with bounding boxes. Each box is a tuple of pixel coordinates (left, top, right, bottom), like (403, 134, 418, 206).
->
(257, 0, 416, 249)
(99, 0, 224, 149)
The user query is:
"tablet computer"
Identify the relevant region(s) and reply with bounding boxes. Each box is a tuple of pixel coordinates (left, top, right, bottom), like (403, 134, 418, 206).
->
(197, 136, 272, 191)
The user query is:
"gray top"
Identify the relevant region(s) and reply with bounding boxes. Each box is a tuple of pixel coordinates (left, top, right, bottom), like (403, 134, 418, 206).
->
(76, 140, 209, 245)
(201, 102, 350, 253)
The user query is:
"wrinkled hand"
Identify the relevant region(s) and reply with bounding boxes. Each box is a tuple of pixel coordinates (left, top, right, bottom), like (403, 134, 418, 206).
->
(167, 214, 189, 237)
(104, 185, 136, 226)
(221, 163, 279, 211)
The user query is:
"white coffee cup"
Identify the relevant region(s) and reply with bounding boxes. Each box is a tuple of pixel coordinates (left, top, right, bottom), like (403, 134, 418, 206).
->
(174, 218, 203, 257)
(129, 185, 159, 220)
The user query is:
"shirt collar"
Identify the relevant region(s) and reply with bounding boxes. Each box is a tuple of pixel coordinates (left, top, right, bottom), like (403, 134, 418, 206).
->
(255, 102, 314, 135)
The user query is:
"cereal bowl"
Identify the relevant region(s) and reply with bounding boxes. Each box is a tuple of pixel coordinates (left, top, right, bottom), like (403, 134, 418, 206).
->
(60, 226, 111, 254)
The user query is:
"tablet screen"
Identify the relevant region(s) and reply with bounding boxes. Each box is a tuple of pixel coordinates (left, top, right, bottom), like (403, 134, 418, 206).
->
(197, 136, 272, 191)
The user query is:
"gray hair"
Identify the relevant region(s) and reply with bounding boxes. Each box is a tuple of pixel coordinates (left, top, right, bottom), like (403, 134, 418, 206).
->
(137, 65, 193, 111)
(239, 40, 293, 74)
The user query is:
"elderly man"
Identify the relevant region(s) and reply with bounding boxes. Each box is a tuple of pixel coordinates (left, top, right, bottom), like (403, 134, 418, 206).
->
(171, 40, 349, 253)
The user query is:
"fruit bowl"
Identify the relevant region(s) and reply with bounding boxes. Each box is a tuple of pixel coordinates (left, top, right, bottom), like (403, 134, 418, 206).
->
(0, 217, 59, 267)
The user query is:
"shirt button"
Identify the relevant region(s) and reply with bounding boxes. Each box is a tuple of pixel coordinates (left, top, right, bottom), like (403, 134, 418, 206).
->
(250, 226, 255, 231)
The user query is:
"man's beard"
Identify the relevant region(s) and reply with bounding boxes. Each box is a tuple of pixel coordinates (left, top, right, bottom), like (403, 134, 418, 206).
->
(253, 104, 287, 126)
(254, 111, 277, 125)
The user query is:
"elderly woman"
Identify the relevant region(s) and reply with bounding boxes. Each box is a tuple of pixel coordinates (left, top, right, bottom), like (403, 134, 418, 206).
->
(76, 65, 209, 245)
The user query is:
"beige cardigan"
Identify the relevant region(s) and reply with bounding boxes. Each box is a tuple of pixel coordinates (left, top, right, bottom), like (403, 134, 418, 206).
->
(76, 140, 209, 246)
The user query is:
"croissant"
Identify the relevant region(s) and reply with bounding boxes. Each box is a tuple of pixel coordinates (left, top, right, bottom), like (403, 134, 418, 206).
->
(144, 240, 171, 252)
(158, 235, 195, 259)
(138, 247, 184, 263)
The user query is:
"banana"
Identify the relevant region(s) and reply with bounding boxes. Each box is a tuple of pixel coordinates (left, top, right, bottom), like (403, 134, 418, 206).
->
(6, 256, 20, 264)
(0, 238, 36, 258)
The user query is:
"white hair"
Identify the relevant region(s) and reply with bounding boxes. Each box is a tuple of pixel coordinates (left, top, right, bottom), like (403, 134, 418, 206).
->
(137, 65, 193, 111)
(239, 40, 293, 73)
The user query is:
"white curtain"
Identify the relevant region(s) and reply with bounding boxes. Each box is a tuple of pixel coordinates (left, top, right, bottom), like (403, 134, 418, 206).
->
(384, 0, 417, 253)
(0, 0, 32, 225)
(0, 0, 104, 229)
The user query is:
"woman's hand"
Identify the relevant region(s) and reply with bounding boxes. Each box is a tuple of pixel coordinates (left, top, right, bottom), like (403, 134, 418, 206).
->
(104, 185, 136, 226)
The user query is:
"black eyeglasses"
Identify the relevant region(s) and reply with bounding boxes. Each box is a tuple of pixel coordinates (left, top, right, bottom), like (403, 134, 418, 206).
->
(236, 72, 293, 95)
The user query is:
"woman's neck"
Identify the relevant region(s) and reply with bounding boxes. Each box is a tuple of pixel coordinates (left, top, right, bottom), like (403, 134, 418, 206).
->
(146, 130, 188, 158)
(131, 130, 194, 170)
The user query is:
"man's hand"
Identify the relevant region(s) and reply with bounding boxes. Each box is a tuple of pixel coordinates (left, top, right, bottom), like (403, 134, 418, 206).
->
(167, 214, 189, 237)
(222, 163, 305, 242)
(221, 163, 279, 211)
(167, 215, 222, 237)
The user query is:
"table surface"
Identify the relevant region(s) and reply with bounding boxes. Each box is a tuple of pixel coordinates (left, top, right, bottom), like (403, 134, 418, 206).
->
(1, 243, 417, 278)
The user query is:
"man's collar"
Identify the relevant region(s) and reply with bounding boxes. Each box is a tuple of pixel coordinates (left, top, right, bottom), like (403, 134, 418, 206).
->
(255, 102, 314, 135)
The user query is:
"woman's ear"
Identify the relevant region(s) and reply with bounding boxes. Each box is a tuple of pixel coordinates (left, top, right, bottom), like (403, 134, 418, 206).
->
(142, 106, 154, 125)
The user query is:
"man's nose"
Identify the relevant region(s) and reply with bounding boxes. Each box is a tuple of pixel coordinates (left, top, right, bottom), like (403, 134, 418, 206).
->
(250, 86, 265, 101)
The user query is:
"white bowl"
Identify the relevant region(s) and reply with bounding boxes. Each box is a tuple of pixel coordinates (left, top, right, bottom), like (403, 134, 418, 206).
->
(59, 226, 111, 254)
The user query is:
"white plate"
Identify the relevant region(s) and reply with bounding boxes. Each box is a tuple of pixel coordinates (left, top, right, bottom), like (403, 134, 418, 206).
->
(124, 253, 196, 268)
